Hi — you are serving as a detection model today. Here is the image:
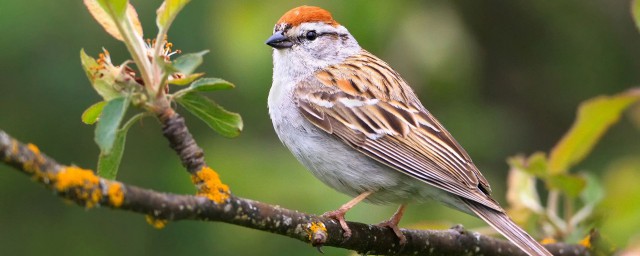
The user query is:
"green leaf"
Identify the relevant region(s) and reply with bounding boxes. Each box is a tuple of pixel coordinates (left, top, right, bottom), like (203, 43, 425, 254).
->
(80, 49, 122, 101)
(506, 155, 526, 170)
(580, 173, 604, 206)
(189, 78, 235, 92)
(156, 0, 190, 31)
(95, 97, 130, 154)
(633, 0, 640, 32)
(82, 101, 107, 125)
(599, 157, 640, 246)
(173, 77, 235, 98)
(97, 126, 127, 179)
(176, 92, 242, 138)
(96, 0, 128, 20)
(80, 49, 99, 82)
(526, 152, 548, 177)
(548, 89, 640, 174)
(169, 73, 204, 86)
(97, 113, 144, 179)
(507, 152, 548, 178)
(546, 173, 586, 198)
(93, 78, 122, 101)
(172, 50, 208, 75)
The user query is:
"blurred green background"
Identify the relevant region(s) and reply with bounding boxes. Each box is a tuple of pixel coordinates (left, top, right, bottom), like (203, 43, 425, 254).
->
(1, 0, 639, 255)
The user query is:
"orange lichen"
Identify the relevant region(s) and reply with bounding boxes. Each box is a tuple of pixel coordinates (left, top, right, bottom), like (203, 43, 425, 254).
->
(107, 182, 124, 207)
(191, 166, 230, 204)
(20, 142, 39, 174)
(145, 215, 168, 229)
(579, 234, 592, 248)
(26, 143, 40, 154)
(540, 237, 557, 245)
(26, 143, 45, 167)
(306, 221, 328, 241)
(277, 6, 339, 27)
(55, 166, 102, 208)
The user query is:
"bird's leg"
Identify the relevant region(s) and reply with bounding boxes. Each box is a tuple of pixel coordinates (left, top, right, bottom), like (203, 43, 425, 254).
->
(322, 191, 373, 238)
(377, 204, 407, 244)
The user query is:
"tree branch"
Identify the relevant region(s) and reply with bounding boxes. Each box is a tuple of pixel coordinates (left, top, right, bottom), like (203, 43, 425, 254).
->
(0, 129, 590, 255)
(157, 107, 205, 174)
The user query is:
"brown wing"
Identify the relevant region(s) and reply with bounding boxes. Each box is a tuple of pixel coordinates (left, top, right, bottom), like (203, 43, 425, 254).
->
(295, 50, 502, 211)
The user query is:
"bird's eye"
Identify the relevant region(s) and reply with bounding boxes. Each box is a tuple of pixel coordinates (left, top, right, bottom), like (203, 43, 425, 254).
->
(305, 30, 318, 41)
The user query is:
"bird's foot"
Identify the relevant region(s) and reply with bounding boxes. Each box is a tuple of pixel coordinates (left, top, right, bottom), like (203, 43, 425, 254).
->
(321, 191, 373, 238)
(377, 204, 407, 245)
(377, 219, 406, 245)
(322, 209, 352, 238)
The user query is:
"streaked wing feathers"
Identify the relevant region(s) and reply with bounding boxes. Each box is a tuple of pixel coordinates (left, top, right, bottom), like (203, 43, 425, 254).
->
(294, 50, 501, 211)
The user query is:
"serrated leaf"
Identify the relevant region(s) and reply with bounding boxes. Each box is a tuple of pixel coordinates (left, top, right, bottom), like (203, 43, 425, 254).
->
(173, 77, 235, 98)
(169, 73, 204, 86)
(176, 92, 242, 138)
(172, 50, 208, 75)
(82, 101, 107, 125)
(84, 0, 142, 41)
(546, 173, 587, 198)
(95, 97, 130, 153)
(80, 49, 99, 82)
(633, 0, 640, 32)
(97, 113, 144, 179)
(189, 78, 235, 92)
(548, 89, 640, 174)
(156, 0, 190, 30)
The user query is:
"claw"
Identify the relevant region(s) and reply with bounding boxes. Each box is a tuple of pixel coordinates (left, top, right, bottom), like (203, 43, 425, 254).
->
(377, 205, 407, 245)
(321, 191, 373, 238)
(315, 245, 324, 254)
(322, 209, 353, 237)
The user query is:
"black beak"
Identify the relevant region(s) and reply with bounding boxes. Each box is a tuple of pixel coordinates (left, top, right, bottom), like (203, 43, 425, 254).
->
(266, 32, 293, 49)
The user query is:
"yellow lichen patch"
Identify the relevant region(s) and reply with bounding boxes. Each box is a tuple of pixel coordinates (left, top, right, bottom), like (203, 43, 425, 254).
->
(55, 166, 102, 208)
(20, 143, 38, 174)
(306, 221, 328, 241)
(540, 237, 557, 245)
(191, 166, 230, 204)
(26, 143, 45, 166)
(145, 215, 168, 229)
(26, 143, 40, 154)
(579, 234, 592, 248)
(107, 182, 124, 207)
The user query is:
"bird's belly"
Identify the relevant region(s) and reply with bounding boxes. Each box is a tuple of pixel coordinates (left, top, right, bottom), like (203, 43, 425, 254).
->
(270, 99, 454, 205)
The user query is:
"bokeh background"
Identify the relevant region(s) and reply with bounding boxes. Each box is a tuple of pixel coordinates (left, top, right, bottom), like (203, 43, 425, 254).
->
(1, 0, 639, 255)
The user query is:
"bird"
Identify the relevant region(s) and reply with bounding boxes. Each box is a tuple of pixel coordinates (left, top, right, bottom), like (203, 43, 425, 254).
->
(265, 5, 552, 256)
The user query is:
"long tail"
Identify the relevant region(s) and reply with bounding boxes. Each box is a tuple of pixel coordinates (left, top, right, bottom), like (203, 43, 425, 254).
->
(463, 199, 553, 256)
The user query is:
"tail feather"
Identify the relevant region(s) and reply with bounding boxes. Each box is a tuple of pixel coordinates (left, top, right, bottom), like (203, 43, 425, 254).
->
(463, 199, 552, 256)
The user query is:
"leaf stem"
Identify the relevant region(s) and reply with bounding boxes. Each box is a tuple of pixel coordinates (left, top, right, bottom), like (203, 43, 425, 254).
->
(546, 190, 567, 236)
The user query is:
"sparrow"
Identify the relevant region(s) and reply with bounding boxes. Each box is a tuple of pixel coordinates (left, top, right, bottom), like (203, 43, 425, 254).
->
(266, 6, 552, 256)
